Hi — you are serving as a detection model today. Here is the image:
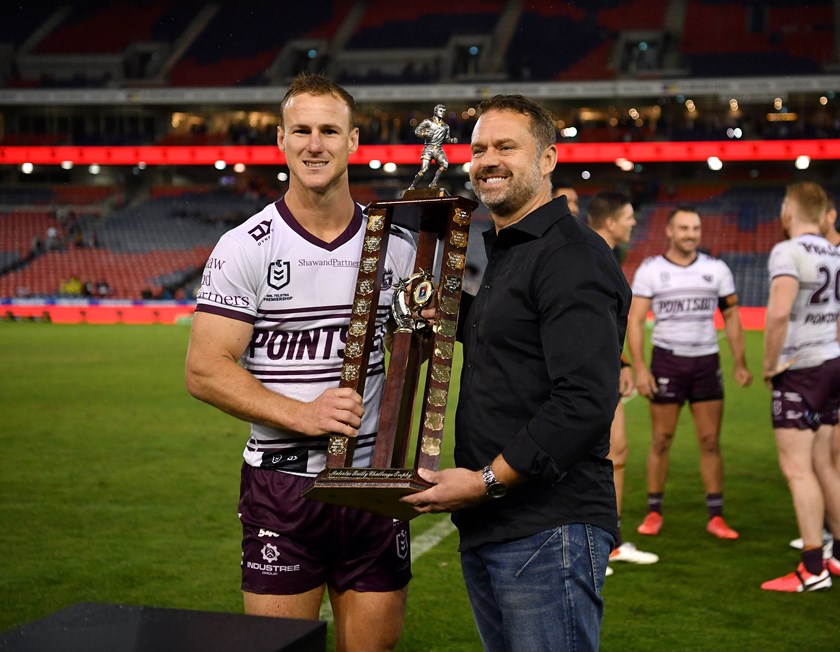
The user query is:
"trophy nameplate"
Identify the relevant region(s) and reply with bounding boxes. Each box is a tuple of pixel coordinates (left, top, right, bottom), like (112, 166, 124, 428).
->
(301, 191, 477, 520)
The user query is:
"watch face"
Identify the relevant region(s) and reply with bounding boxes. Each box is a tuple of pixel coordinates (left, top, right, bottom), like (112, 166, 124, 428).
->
(487, 482, 507, 499)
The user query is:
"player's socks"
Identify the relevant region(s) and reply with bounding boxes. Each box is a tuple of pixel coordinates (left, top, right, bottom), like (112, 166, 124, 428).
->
(802, 547, 824, 576)
(705, 492, 723, 519)
(646, 493, 663, 514)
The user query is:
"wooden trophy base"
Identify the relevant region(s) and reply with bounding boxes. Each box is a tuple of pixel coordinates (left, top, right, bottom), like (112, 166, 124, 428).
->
(301, 468, 432, 521)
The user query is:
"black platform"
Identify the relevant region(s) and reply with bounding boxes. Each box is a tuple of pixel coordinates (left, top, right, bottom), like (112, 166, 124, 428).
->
(0, 602, 325, 652)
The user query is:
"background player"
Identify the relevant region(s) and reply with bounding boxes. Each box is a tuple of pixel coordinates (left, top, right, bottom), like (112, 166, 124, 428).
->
(761, 181, 840, 592)
(628, 206, 753, 540)
(586, 192, 659, 572)
(789, 196, 840, 554)
(823, 199, 840, 500)
(185, 74, 416, 650)
(551, 179, 579, 217)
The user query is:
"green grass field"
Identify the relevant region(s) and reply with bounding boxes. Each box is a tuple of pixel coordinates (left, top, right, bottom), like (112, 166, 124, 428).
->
(1, 323, 838, 650)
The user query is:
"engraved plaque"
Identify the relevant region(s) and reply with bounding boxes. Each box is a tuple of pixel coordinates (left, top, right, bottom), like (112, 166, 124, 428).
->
(428, 387, 448, 406)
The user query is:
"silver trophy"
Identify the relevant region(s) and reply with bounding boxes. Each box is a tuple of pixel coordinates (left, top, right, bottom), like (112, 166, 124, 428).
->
(408, 104, 458, 190)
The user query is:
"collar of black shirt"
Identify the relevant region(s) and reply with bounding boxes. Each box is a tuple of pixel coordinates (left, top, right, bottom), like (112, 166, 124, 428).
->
(482, 195, 571, 250)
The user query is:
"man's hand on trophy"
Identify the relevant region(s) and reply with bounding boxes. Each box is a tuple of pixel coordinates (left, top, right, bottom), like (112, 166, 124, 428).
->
(400, 467, 486, 513)
(294, 387, 364, 437)
(419, 303, 437, 329)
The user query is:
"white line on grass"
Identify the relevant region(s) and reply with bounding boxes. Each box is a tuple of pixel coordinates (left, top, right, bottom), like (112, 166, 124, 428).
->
(319, 517, 457, 622)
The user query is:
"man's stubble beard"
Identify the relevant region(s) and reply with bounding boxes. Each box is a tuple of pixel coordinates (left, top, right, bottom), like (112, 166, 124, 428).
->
(473, 158, 543, 218)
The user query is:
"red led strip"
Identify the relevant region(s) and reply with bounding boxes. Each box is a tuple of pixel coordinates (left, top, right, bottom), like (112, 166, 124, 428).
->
(1, 140, 838, 166)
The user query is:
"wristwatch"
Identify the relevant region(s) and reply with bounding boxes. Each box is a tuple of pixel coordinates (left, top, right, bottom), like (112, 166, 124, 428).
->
(481, 465, 508, 499)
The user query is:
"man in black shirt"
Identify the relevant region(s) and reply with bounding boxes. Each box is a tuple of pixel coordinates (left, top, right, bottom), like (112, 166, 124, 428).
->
(402, 95, 631, 651)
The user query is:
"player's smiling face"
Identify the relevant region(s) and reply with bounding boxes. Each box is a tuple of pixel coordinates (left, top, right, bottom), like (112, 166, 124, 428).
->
(667, 210, 702, 255)
(278, 93, 358, 194)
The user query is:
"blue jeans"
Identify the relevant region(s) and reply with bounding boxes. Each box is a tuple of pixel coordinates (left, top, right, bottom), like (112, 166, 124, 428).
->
(461, 523, 612, 652)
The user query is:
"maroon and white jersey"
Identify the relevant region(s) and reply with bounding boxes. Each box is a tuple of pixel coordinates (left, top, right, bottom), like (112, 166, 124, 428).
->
(196, 197, 416, 476)
(631, 253, 738, 357)
(768, 233, 840, 370)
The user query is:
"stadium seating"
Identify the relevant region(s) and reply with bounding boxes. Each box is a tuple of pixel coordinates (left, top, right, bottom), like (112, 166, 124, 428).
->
(508, 0, 669, 81)
(0, 182, 266, 299)
(168, 0, 347, 86)
(34, 2, 168, 55)
(0, 247, 212, 300)
(345, 1, 502, 50)
(681, 0, 834, 76)
(0, 212, 62, 274)
(2, 0, 837, 88)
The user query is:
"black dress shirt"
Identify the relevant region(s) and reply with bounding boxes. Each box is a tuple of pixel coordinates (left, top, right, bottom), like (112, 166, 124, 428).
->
(452, 196, 631, 550)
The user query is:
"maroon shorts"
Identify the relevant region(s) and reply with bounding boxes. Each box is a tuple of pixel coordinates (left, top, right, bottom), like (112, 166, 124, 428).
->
(238, 464, 411, 595)
(650, 346, 723, 405)
(771, 356, 840, 430)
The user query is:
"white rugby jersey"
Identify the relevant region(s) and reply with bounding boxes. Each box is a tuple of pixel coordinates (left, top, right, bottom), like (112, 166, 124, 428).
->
(631, 253, 738, 357)
(768, 233, 840, 369)
(195, 197, 416, 476)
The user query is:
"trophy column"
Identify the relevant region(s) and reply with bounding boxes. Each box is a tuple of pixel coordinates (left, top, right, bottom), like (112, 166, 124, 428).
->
(323, 206, 392, 468)
(412, 201, 471, 472)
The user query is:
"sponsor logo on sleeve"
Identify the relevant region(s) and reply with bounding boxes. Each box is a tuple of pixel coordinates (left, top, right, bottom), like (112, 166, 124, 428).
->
(248, 220, 272, 244)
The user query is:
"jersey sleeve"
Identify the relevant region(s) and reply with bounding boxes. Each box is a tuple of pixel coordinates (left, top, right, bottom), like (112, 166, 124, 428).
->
(768, 241, 799, 281)
(194, 233, 260, 323)
(717, 259, 737, 298)
(630, 258, 654, 298)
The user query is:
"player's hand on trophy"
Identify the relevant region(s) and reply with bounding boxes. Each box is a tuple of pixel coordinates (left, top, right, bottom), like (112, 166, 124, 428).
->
(297, 387, 364, 437)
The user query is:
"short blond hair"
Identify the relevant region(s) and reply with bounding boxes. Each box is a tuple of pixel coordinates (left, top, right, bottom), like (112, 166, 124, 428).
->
(785, 182, 827, 225)
(279, 73, 356, 129)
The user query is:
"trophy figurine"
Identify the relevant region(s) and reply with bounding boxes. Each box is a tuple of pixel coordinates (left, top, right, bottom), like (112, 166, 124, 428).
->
(407, 104, 458, 190)
(301, 114, 476, 520)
